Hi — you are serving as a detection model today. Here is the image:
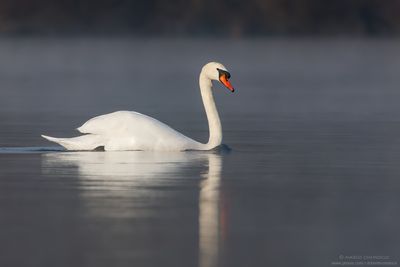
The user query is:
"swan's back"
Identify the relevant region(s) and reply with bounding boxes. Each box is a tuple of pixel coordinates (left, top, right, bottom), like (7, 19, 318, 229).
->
(78, 111, 164, 135)
(78, 111, 201, 151)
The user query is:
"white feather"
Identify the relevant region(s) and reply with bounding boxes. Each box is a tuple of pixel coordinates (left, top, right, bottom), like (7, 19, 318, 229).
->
(42, 62, 231, 151)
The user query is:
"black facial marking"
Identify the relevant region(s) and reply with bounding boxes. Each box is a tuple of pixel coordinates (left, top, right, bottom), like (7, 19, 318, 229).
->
(217, 68, 231, 79)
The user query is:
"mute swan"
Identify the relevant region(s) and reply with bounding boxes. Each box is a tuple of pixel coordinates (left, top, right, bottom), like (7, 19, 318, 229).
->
(41, 62, 234, 151)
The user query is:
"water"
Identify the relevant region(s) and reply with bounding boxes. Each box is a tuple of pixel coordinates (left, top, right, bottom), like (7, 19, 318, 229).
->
(1, 37, 400, 267)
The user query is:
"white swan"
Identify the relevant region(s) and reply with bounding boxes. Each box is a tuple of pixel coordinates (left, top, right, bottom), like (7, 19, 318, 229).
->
(41, 62, 234, 151)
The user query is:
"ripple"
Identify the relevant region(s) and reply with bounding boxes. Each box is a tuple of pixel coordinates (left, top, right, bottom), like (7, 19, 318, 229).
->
(0, 146, 65, 153)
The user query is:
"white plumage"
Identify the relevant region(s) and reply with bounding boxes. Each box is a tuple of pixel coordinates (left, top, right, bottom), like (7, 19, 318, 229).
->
(42, 62, 234, 151)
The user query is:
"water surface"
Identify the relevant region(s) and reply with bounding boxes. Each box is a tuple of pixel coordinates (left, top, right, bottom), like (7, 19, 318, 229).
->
(0, 37, 400, 267)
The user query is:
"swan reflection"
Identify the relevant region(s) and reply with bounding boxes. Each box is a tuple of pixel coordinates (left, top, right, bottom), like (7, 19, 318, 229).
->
(41, 151, 223, 267)
(199, 153, 222, 267)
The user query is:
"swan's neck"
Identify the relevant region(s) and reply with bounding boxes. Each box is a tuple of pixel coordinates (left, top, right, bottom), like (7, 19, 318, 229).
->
(199, 72, 222, 149)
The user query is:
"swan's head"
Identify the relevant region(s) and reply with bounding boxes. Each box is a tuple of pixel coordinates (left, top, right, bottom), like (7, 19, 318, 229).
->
(202, 62, 235, 93)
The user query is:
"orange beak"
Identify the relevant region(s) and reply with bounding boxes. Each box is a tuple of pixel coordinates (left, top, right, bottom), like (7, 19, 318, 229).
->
(220, 74, 235, 92)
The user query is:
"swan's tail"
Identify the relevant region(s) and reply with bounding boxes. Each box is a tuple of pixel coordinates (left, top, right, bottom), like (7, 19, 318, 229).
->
(41, 134, 104, 151)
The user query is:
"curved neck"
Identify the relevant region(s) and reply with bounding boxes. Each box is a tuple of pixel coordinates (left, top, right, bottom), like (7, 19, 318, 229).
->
(199, 72, 222, 149)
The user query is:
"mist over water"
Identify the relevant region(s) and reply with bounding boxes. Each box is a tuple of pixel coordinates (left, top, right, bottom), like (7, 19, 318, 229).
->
(0, 37, 400, 267)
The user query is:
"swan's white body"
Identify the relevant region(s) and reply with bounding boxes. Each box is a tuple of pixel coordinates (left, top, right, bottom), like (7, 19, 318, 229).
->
(42, 62, 234, 151)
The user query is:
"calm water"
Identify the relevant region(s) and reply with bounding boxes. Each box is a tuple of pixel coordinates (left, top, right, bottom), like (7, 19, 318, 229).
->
(0, 37, 400, 267)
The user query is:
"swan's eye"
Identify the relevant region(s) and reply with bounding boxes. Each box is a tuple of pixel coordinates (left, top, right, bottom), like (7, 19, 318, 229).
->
(217, 68, 231, 79)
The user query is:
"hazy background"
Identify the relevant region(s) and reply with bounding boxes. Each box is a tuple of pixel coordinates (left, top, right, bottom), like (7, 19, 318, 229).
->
(0, 0, 399, 36)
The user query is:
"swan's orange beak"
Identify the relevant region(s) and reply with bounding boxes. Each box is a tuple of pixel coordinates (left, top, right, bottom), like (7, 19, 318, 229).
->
(219, 74, 235, 93)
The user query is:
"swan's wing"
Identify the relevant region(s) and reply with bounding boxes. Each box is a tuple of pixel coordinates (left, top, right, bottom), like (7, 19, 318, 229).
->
(77, 111, 156, 135)
(77, 111, 202, 150)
